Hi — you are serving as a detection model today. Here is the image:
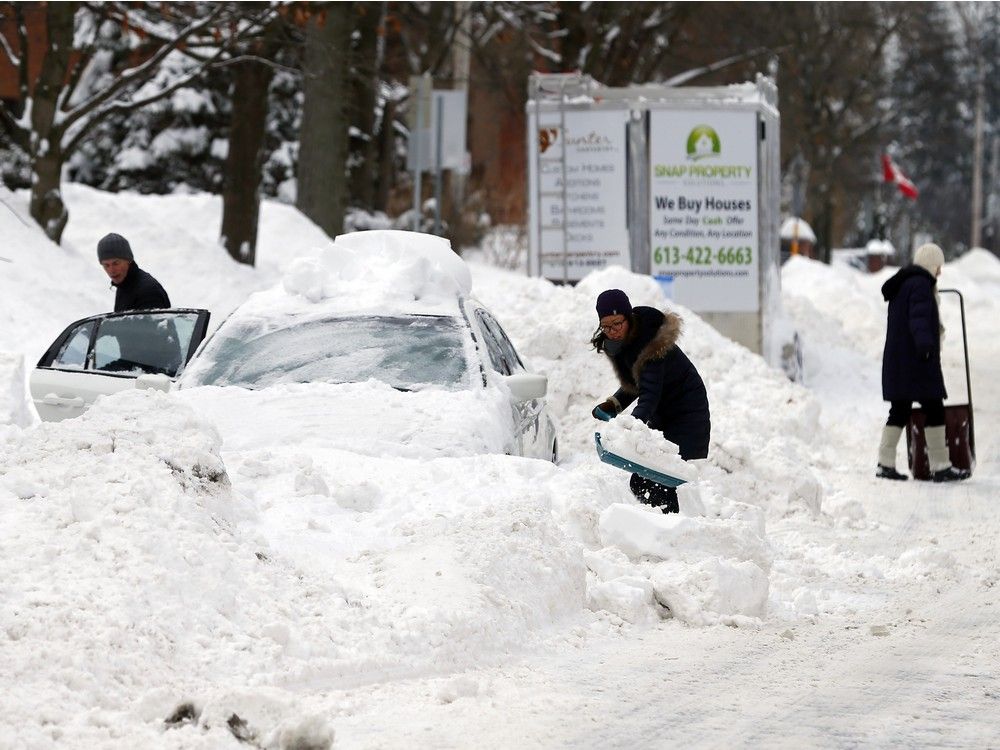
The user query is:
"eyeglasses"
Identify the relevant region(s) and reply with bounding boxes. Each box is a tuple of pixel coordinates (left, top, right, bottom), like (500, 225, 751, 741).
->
(600, 318, 627, 334)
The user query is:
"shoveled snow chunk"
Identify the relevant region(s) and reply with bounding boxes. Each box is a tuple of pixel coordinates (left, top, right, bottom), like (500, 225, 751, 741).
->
(650, 557, 769, 625)
(598, 414, 697, 484)
(598, 503, 771, 570)
(587, 576, 657, 624)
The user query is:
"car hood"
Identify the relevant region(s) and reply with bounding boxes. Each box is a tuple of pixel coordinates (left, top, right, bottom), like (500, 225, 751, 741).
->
(175, 380, 516, 460)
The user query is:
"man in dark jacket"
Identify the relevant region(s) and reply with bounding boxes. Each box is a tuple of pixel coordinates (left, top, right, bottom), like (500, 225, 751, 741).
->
(877, 242, 969, 482)
(591, 288, 711, 513)
(97, 233, 171, 312)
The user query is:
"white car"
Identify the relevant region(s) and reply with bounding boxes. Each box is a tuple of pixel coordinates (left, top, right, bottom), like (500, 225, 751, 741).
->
(30, 233, 558, 462)
(30, 307, 210, 421)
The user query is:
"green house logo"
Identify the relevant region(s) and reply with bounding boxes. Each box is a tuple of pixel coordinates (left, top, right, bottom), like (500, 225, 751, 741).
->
(686, 125, 721, 160)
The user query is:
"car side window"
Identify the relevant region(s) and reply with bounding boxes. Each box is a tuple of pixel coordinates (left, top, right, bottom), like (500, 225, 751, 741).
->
(474, 310, 511, 375)
(92, 313, 196, 377)
(478, 311, 525, 374)
(488, 317, 526, 372)
(52, 321, 96, 369)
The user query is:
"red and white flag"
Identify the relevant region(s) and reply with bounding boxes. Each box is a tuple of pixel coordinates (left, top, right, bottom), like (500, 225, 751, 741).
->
(881, 154, 919, 200)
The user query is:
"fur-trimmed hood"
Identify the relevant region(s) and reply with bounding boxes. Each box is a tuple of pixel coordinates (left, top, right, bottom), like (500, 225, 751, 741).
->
(607, 307, 683, 395)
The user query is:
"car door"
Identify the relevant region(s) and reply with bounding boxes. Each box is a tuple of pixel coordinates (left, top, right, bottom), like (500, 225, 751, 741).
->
(31, 309, 211, 422)
(474, 308, 551, 459)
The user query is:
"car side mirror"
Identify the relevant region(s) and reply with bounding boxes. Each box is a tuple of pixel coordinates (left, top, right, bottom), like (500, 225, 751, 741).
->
(504, 372, 547, 401)
(136, 373, 172, 393)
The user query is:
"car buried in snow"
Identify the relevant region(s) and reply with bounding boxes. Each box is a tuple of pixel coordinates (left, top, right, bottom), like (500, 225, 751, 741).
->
(29, 231, 559, 462)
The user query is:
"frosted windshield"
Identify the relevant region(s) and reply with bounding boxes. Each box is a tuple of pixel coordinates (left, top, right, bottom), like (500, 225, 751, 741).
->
(187, 315, 470, 390)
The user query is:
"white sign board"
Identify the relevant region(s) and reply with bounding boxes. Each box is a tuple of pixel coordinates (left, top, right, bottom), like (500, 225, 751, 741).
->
(529, 109, 630, 281)
(649, 110, 759, 312)
(408, 88, 468, 173)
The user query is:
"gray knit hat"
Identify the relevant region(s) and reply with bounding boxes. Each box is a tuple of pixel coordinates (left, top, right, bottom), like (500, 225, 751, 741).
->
(97, 233, 134, 262)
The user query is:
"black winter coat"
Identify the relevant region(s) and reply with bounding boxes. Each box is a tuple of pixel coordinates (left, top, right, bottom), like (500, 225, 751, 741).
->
(602, 306, 711, 460)
(113, 264, 170, 312)
(881, 265, 946, 401)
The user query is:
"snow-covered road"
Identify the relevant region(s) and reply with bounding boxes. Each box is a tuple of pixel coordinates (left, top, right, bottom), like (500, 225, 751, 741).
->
(290, 473, 1000, 749)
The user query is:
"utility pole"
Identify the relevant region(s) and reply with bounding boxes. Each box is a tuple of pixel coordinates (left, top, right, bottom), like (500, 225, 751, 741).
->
(962, 3, 987, 250)
(989, 134, 1000, 253)
(451, 1, 471, 209)
(972, 63, 985, 249)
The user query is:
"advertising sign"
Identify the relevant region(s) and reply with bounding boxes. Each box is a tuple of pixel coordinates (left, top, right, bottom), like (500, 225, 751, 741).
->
(529, 109, 630, 281)
(649, 110, 759, 312)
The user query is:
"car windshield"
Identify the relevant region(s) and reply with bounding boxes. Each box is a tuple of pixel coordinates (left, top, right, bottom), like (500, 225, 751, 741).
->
(185, 314, 470, 390)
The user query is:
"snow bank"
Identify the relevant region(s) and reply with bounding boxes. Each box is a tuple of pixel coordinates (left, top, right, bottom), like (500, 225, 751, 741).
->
(176, 381, 515, 459)
(469, 261, 826, 520)
(0, 186, 106, 360)
(0, 352, 35, 429)
(0, 388, 591, 746)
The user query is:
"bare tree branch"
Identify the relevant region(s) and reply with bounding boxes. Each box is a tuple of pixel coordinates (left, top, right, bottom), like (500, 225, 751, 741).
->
(207, 53, 301, 76)
(15, 3, 28, 109)
(664, 47, 776, 87)
(63, 47, 226, 155)
(58, 5, 228, 134)
(0, 104, 29, 151)
(0, 13, 19, 68)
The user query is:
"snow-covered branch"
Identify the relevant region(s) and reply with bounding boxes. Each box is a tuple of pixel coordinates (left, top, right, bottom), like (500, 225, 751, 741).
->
(58, 6, 227, 133)
(0, 22, 19, 68)
(63, 47, 225, 155)
(664, 47, 774, 87)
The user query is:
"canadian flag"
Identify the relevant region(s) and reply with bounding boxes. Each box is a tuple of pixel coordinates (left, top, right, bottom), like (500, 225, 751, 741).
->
(881, 154, 919, 200)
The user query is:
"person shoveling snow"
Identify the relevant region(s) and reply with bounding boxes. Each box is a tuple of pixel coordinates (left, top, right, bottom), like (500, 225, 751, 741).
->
(589, 289, 711, 513)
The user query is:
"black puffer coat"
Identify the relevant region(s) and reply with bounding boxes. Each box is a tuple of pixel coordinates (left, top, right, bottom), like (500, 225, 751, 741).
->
(113, 263, 171, 312)
(601, 306, 710, 459)
(881, 265, 946, 401)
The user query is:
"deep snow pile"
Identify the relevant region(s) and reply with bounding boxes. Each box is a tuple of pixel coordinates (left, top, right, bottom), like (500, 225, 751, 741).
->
(0, 186, 107, 359)
(5, 187, 976, 747)
(468, 262, 827, 519)
(0, 183, 333, 364)
(0, 389, 591, 747)
(0, 352, 34, 431)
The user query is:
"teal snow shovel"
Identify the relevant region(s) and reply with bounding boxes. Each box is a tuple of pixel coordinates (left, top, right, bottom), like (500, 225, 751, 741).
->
(594, 432, 688, 488)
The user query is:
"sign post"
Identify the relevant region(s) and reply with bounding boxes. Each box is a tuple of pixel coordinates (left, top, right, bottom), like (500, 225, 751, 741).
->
(408, 76, 467, 235)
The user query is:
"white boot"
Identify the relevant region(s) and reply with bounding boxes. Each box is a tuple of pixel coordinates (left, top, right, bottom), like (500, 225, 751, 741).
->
(876, 426, 907, 480)
(878, 425, 903, 468)
(925, 425, 950, 472)
(925, 425, 971, 482)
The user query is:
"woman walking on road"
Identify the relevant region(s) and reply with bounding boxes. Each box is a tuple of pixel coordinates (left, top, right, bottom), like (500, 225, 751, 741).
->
(877, 243, 970, 482)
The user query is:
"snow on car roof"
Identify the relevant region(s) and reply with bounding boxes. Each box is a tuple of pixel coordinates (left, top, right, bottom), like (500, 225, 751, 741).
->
(235, 230, 470, 321)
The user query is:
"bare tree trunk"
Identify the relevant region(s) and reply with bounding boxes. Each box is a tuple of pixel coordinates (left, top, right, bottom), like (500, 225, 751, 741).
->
(296, 2, 354, 238)
(28, 3, 75, 243)
(376, 97, 397, 211)
(31, 147, 68, 243)
(971, 66, 985, 249)
(349, 2, 383, 211)
(221, 56, 275, 265)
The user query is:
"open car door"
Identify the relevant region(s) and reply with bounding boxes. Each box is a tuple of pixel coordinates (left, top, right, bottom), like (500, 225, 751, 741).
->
(31, 309, 211, 422)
